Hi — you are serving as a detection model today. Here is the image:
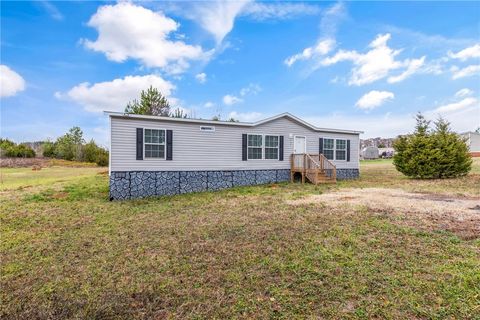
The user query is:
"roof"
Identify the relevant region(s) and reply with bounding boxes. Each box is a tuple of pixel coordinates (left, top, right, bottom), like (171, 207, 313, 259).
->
(104, 111, 364, 135)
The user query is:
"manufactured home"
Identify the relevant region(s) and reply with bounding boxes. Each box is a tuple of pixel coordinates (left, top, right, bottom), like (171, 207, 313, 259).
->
(106, 112, 363, 200)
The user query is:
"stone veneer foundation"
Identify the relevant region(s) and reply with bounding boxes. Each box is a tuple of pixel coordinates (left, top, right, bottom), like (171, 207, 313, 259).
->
(109, 169, 359, 200)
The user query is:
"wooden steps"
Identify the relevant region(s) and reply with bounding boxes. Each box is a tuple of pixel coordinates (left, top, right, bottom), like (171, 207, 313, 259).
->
(291, 153, 337, 185)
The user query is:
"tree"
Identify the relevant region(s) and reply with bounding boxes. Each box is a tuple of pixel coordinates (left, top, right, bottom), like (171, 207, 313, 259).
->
(125, 86, 171, 116)
(476, 127, 480, 134)
(53, 127, 85, 161)
(228, 117, 239, 122)
(42, 140, 56, 157)
(393, 113, 472, 179)
(170, 108, 188, 118)
(377, 143, 386, 148)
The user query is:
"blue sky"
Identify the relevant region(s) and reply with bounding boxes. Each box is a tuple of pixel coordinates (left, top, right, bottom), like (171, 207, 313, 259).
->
(1, 1, 479, 146)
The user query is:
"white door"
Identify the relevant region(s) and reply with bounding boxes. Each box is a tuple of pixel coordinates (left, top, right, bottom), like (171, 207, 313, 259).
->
(294, 136, 306, 154)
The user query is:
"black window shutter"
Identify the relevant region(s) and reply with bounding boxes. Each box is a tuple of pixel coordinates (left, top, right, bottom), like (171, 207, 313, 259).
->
(242, 134, 247, 161)
(347, 140, 351, 162)
(166, 130, 173, 160)
(136, 128, 143, 160)
(279, 136, 284, 161)
(319, 137, 324, 155)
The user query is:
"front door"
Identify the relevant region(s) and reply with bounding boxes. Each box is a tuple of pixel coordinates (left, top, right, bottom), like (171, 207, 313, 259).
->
(294, 136, 306, 154)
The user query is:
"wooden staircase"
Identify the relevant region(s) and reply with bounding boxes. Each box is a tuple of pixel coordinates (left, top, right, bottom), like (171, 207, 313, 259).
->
(291, 153, 336, 184)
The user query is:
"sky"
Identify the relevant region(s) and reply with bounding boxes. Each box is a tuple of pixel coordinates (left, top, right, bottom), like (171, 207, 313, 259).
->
(1, 1, 479, 147)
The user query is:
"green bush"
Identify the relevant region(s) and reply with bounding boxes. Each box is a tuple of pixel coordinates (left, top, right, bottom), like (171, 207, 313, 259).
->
(393, 114, 472, 179)
(4, 144, 36, 158)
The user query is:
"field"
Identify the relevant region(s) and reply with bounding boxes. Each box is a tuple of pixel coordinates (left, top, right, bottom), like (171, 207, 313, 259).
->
(1, 159, 479, 319)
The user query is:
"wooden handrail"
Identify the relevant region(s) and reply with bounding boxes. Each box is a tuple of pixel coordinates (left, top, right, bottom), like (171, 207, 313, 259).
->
(290, 153, 337, 183)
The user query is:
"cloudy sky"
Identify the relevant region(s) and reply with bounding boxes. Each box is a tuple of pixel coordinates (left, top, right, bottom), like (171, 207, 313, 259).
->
(1, 1, 479, 146)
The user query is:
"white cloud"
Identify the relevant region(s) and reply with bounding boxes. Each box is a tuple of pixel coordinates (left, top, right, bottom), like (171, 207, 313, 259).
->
(355, 90, 395, 110)
(434, 97, 478, 113)
(60, 74, 175, 113)
(39, 1, 64, 21)
(305, 96, 478, 138)
(387, 56, 426, 83)
(82, 2, 208, 74)
(203, 101, 215, 108)
(455, 88, 474, 98)
(451, 65, 480, 79)
(320, 33, 425, 86)
(285, 38, 335, 67)
(169, 0, 318, 45)
(228, 111, 263, 122)
(223, 94, 243, 106)
(241, 2, 320, 21)
(240, 83, 261, 96)
(448, 44, 480, 61)
(186, 0, 251, 45)
(0, 65, 26, 98)
(195, 72, 207, 83)
(284, 3, 344, 67)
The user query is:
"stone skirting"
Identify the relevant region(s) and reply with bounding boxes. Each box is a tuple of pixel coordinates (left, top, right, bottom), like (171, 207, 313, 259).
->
(110, 168, 360, 200)
(110, 169, 291, 200)
(336, 168, 360, 180)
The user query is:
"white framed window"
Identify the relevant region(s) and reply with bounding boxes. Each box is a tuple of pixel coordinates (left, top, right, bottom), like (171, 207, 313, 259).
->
(336, 139, 347, 160)
(323, 138, 335, 160)
(144, 129, 165, 159)
(247, 134, 263, 159)
(264, 135, 279, 160)
(323, 138, 347, 161)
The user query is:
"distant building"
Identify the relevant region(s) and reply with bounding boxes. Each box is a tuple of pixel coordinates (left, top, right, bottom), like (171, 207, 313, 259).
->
(362, 146, 379, 160)
(378, 147, 395, 158)
(461, 131, 480, 157)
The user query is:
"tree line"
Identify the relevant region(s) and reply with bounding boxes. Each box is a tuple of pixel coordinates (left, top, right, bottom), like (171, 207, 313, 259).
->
(1, 127, 108, 166)
(42, 127, 108, 166)
(0, 139, 36, 158)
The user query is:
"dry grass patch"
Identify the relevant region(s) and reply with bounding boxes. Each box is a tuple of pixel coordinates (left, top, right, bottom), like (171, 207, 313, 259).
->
(288, 187, 480, 240)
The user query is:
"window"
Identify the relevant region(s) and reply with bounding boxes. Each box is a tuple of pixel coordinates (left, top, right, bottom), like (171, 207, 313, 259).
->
(264, 135, 279, 159)
(323, 138, 334, 160)
(247, 134, 263, 159)
(336, 139, 346, 160)
(323, 138, 347, 161)
(144, 129, 165, 158)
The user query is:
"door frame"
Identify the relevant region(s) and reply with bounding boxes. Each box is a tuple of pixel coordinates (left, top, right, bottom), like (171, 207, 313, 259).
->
(293, 135, 307, 154)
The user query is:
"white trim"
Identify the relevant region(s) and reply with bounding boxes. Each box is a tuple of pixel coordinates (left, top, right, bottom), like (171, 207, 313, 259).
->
(143, 127, 166, 160)
(293, 135, 307, 154)
(104, 111, 363, 134)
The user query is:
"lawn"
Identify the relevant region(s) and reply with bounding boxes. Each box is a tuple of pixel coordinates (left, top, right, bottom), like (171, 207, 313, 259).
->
(1, 160, 479, 319)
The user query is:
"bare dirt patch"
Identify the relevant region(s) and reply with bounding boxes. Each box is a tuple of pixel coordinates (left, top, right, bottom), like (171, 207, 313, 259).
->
(287, 188, 480, 239)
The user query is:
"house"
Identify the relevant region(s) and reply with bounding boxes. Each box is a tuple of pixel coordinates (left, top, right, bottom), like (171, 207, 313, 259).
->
(461, 131, 480, 157)
(106, 112, 363, 200)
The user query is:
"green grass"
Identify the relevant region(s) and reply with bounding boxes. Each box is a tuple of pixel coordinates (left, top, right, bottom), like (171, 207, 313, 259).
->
(0, 166, 106, 191)
(1, 161, 479, 319)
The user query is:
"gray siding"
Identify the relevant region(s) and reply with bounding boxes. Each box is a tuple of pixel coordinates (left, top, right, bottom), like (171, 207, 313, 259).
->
(468, 132, 480, 152)
(110, 116, 360, 171)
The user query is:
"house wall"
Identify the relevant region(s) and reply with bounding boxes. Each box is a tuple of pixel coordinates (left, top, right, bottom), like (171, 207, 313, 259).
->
(110, 116, 360, 171)
(109, 115, 361, 200)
